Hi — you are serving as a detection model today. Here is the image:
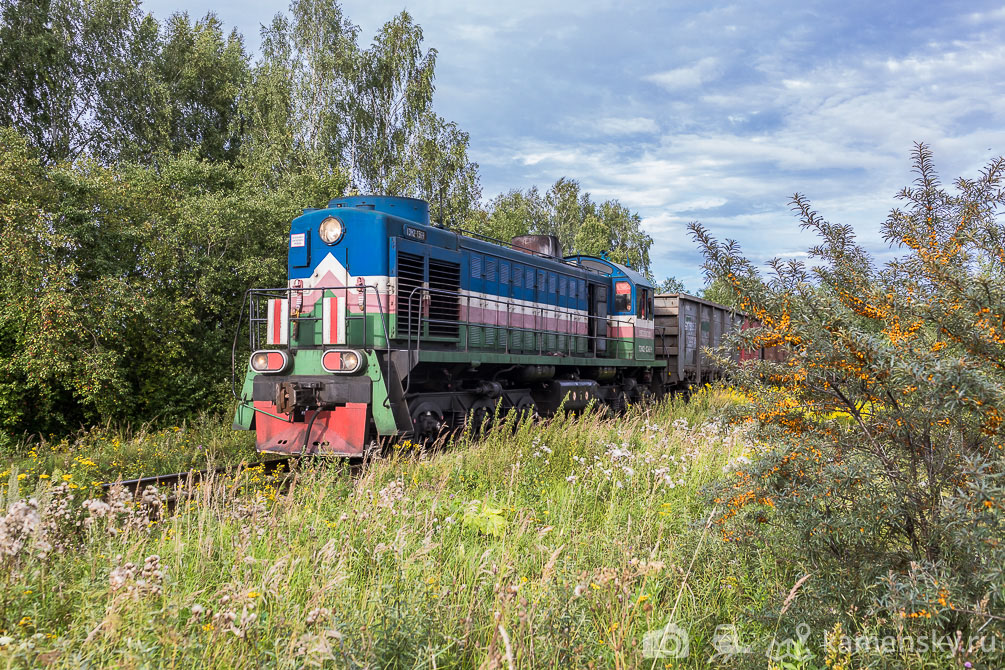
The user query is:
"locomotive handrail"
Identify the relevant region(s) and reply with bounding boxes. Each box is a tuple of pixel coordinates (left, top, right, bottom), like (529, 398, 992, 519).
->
(399, 284, 634, 367)
(233, 279, 648, 409)
(230, 290, 249, 402)
(242, 284, 392, 351)
(231, 284, 394, 409)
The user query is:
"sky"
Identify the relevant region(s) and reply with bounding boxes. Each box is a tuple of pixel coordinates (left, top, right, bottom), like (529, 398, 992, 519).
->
(145, 0, 1005, 290)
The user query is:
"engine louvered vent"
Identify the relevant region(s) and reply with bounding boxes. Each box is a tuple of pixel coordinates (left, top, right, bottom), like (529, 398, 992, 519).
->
(397, 251, 424, 337)
(428, 258, 460, 338)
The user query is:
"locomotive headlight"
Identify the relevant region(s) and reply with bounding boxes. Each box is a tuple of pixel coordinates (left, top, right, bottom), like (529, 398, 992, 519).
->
(321, 349, 365, 373)
(251, 352, 268, 370)
(341, 351, 359, 371)
(250, 350, 290, 373)
(319, 216, 344, 244)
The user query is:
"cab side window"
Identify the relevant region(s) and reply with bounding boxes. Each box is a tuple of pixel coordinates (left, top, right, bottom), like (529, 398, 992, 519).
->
(614, 281, 631, 312)
(637, 288, 652, 319)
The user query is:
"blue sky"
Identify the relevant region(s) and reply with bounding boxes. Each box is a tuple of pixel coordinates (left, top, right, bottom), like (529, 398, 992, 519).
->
(145, 0, 1005, 289)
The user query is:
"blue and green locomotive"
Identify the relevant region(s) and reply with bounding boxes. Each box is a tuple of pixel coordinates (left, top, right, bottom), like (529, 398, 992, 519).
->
(232, 195, 688, 455)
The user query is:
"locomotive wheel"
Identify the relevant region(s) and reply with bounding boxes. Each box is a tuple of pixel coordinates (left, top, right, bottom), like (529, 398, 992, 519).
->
(466, 398, 496, 435)
(409, 402, 444, 442)
(607, 390, 630, 416)
(511, 395, 537, 426)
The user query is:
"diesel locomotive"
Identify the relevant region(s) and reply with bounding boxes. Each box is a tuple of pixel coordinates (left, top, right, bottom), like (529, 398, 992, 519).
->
(232, 195, 746, 455)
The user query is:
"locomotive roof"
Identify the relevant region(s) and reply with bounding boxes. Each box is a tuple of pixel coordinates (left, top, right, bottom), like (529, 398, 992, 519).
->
(609, 261, 654, 289)
(564, 255, 655, 289)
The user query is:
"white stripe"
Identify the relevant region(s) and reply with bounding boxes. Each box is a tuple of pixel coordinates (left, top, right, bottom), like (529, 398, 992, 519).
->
(321, 296, 346, 345)
(267, 299, 289, 345)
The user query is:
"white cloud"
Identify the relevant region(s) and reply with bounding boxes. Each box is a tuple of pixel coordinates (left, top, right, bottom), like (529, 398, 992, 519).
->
(153, 0, 1005, 285)
(492, 24, 1005, 280)
(517, 147, 588, 166)
(593, 117, 659, 135)
(965, 6, 1005, 24)
(644, 57, 720, 90)
(559, 116, 660, 138)
(451, 23, 498, 42)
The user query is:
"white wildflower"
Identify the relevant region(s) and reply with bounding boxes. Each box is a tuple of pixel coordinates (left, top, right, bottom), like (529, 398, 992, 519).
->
(608, 446, 633, 460)
(306, 607, 331, 626)
(376, 480, 406, 510)
(0, 499, 41, 558)
(82, 499, 111, 529)
(109, 563, 136, 591)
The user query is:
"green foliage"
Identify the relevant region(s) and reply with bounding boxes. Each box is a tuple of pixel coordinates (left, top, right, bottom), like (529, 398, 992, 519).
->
(1, 413, 256, 487)
(476, 185, 549, 241)
(698, 276, 739, 307)
(691, 144, 1005, 645)
(0, 0, 480, 214)
(246, 1, 481, 221)
(2, 400, 984, 667)
(0, 0, 486, 438)
(479, 178, 653, 275)
(0, 0, 145, 163)
(461, 501, 508, 537)
(349, 10, 436, 194)
(399, 113, 482, 227)
(0, 130, 71, 434)
(98, 11, 251, 163)
(0, 1, 248, 165)
(0, 399, 755, 668)
(0, 133, 310, 439)
(653, 275, 687, 294)
(247, 0, 360, 180)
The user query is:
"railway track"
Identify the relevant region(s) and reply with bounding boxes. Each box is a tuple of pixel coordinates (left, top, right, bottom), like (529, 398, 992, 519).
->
(98, 456, 295, 495)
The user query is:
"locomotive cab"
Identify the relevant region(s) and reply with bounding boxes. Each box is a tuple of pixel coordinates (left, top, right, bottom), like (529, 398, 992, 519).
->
(565, 256, 656, 362)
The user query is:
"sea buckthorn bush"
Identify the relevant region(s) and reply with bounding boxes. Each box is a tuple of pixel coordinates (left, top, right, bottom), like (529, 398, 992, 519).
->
(692, 144, 1005, 657)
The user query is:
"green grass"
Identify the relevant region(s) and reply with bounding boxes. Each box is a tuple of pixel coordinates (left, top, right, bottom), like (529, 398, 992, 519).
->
(0, 413, 258, 495)
(0, 395, 966, 668)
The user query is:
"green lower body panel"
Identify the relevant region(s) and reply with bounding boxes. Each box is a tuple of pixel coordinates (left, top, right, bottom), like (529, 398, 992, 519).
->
(233, 370, 256, 430)
(412, 349, 665, 368)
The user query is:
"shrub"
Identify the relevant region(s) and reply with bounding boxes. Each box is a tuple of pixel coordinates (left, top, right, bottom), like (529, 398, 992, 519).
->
(691, 144, 1005, 659)
(0, 129, 314, 440)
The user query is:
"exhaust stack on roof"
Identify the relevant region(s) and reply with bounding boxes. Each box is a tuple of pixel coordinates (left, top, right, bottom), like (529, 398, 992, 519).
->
(511, 235, 562, 258)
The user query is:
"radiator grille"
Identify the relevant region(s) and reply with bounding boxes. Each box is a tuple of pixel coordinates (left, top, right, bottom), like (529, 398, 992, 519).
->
(397, 251, 424, 337)
(428, 258, 460, 337)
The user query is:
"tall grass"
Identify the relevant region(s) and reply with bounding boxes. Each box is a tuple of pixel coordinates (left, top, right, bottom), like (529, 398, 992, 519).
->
(0, 395, 969, 668)
(0, 413, 257, 497)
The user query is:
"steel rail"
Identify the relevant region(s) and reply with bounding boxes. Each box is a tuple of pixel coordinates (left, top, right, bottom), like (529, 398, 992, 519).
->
(98, 457, 294, 495)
